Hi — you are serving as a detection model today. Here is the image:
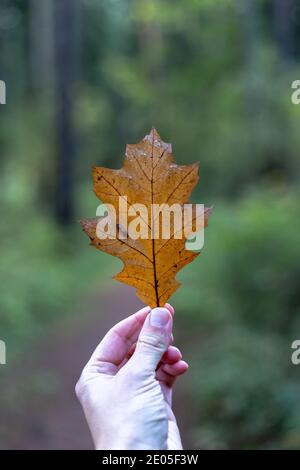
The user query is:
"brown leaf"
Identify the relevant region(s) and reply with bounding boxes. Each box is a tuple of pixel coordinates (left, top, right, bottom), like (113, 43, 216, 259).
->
(80, 128, 211, 307)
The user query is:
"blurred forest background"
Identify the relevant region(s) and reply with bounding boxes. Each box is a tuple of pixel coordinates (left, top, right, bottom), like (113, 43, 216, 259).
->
(1, 0, 300, 450)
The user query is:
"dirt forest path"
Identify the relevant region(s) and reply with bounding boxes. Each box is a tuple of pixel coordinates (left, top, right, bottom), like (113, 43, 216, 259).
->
(0, 285, 190, 450)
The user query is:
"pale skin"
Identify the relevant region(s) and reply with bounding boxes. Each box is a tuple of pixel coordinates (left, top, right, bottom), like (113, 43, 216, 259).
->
(75, 304, 188, 450)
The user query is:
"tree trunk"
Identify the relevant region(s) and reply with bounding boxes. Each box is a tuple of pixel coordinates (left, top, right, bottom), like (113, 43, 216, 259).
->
(53, 0, 78, 226)
(30, 0, 54, 95)
(273, 0, 295, 59)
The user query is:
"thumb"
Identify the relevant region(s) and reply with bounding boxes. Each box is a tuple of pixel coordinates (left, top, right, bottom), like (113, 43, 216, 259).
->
(129, 307, 173, 374)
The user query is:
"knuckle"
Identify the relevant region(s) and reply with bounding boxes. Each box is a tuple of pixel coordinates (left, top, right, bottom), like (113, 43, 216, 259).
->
(125, 363, 151, 383)
(125, 365, 141, 381)
(138, 333, 167, 353)
(75, 377, 84, 398)
(75, 370, 89, 399)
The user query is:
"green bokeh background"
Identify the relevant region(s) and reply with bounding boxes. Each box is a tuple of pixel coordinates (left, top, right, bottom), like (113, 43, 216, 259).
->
(1, 0, 300, 449)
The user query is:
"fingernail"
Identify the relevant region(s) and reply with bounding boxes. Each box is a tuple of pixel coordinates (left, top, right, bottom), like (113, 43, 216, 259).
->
(150, 308, 170, 327)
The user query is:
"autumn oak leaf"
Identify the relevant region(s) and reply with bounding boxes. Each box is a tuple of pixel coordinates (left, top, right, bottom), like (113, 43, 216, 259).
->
(80, 128, 211, 307)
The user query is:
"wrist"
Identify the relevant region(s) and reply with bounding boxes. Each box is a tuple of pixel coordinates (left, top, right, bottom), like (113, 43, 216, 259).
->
(95, 428, 166, 450)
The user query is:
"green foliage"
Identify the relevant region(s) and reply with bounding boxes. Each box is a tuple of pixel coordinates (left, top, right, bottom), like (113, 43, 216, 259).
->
(174, 190, 300, 448)
(1, 0, 300, 449)
(0, 202, 114, 356)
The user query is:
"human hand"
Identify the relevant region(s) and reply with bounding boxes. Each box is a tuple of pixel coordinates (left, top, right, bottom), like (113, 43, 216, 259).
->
(75, 305, 188, 450)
